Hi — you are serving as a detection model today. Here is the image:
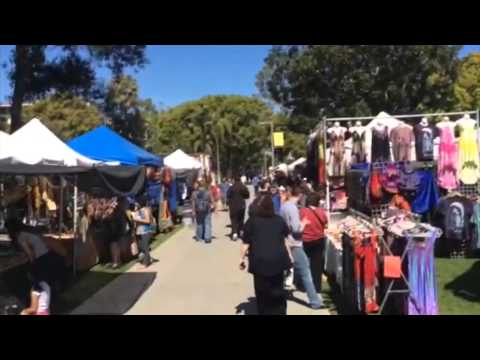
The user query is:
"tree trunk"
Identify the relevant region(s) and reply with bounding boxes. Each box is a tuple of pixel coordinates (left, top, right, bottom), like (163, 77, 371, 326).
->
(10, 45, 29, 133)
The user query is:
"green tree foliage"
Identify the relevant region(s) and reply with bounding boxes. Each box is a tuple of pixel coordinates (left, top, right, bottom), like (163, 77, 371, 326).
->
(257, 45, 461, 130)
(454, 53, 480, 111)
(8, 45, 147, 132)
(145, 95, 272, 176)
(103, 75, 148, 146)
(22, 95, 104, 141)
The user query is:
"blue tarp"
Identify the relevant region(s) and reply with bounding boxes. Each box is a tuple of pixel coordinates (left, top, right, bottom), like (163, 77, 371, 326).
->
(68, 125, 163, 167)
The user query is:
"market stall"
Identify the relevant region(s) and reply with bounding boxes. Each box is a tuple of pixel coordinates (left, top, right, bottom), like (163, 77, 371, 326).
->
(312, 109, 480, 315)
(67, 125, 162, 167)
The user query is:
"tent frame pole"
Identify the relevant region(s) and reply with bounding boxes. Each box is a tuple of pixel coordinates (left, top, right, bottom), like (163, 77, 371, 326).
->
(73, 175, 78, 276)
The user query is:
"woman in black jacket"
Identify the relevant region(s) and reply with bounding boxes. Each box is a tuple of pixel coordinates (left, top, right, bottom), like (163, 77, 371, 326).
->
(240, 194, 293, 315)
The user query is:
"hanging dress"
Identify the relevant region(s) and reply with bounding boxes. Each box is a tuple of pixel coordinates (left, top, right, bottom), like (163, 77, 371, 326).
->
(371, 126, 390, 163)
(457, 121, 480, 185)
(437, 124, 458, 191)
(351, 129, 367, 164)
(328, 130, 346, 177)
(407, 234, 439, 315)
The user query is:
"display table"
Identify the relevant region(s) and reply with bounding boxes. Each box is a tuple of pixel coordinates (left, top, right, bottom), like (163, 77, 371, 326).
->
(0, 252, 28, 274)
(42, 233, 75, 264)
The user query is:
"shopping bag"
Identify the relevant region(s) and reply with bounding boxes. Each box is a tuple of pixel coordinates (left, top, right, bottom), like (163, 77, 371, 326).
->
(130, 238, 139, 257)
(383, 256, 401, 279)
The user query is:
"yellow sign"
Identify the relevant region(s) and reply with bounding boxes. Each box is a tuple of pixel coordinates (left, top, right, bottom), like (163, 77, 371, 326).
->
(273, 132, 284, 148)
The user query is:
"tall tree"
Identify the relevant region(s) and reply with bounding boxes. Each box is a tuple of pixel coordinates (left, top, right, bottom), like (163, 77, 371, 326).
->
(257, 45, 461, 130)
(454, 53, 480, 111)
(22, 95, 104, 140)
(8, 45, 147, 132)
(145, 95, 271, 176)
(103, 75, 148, 146)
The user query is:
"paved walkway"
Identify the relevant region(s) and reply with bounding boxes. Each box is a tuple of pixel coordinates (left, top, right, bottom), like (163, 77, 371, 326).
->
(72, 191, 330, 315)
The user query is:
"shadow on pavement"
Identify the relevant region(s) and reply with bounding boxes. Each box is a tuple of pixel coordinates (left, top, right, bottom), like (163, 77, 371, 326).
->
(445, 261, 480, 302)
(68, 272, 157, 315)
(235, 297, 258, 315)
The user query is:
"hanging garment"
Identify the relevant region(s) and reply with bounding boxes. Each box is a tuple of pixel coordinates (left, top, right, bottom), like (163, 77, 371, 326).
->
(407, 234, 439, 315)
(457, 122, 480, 185)
(398, 163, 421, 192)
(435, 195, 474, 255)
(318, 134, 326, 186)
(470, 203, 480, 251)
(370, 169, 384, 201)
(328, 130, 346, 177)
(411, 170, 440, 215)
(414, 124, 438, 161)
(371, 126, 391, 163)
(353, 232, 379, 314)
(390, 194, 411, 212)
(380, 163, 400, 194)
(437, 125, 458, 190)
(390, 125, 415, 162)
(351, 129, 367, 164)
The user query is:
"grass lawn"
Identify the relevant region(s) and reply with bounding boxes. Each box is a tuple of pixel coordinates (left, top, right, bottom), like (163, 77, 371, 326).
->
(436, 258, 480, 315)
(320, 258, 480, 315)
(54, 226, 183, 314)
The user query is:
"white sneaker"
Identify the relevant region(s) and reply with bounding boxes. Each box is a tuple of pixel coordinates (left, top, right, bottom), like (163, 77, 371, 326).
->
(232, 233, 238, 241)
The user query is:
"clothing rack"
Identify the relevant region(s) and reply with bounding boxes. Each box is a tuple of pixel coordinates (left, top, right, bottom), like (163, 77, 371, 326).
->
(377, 218, 442, 315)
(317, 109, 480, 214)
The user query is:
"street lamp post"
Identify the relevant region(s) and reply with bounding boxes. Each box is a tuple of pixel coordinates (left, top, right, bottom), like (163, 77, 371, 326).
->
(260, 120, 275, 169)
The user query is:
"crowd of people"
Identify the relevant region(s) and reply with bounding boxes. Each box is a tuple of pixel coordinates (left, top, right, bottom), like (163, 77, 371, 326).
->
(241, 176, 328, 315)
(190, 171, 329, 315)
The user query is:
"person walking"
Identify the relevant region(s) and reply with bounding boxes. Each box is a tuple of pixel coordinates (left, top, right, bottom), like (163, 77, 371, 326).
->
(299, 192, 328, 293)
(219, 178, 231, 211)
(248, 180, 270, 219)
(280, 187, 325, 309)
(133, 195, 155, 268)
(252, 175, 260, 195)
(227, 176, 250, 241)
(240, 194, 293, 315)
(193, 179, 214, 243)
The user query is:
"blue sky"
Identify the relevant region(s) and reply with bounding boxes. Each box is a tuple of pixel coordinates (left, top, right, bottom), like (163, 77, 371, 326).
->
(1, 45, 479, 107)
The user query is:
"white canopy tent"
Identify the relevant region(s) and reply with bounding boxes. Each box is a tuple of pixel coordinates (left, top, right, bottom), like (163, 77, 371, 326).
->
(164, 149, 202, 172)
(0, 131, 10, 156)
(0, 118, 99, 166)
(287, 157, 306, 172)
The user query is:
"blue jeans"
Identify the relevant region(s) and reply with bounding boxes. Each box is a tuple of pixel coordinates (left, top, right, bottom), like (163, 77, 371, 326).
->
(196, 212, 212, 242)
(291, 247, 323, 308)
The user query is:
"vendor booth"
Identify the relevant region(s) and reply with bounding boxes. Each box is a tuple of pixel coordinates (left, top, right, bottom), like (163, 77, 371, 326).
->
(164, 149, 202, 173)
(0, 120, 148, 302)
(67, 125, 162, 167)
(308, 109, 480, 315)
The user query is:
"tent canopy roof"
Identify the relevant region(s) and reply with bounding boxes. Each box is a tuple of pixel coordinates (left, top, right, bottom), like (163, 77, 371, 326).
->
(68, 125, 163, 167)
(0, 118, 98, 167)
(164, 149, 202, 171)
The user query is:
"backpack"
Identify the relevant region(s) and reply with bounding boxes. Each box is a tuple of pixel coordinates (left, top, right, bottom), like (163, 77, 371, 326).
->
(195, 190, 211, 215)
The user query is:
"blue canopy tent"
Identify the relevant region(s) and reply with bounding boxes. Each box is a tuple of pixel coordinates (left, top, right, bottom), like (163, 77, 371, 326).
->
(67, 125, 163, 167)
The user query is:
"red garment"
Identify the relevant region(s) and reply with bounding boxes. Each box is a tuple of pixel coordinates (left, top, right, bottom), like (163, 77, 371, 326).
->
(353, 232, 379, 313)
(300, 207, 328, 241)
(210, 186, 220, 201)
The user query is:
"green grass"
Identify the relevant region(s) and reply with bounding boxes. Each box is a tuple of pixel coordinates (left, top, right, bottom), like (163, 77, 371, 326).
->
(55, 226, 183, 314)
(436, 258, 480, 315)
